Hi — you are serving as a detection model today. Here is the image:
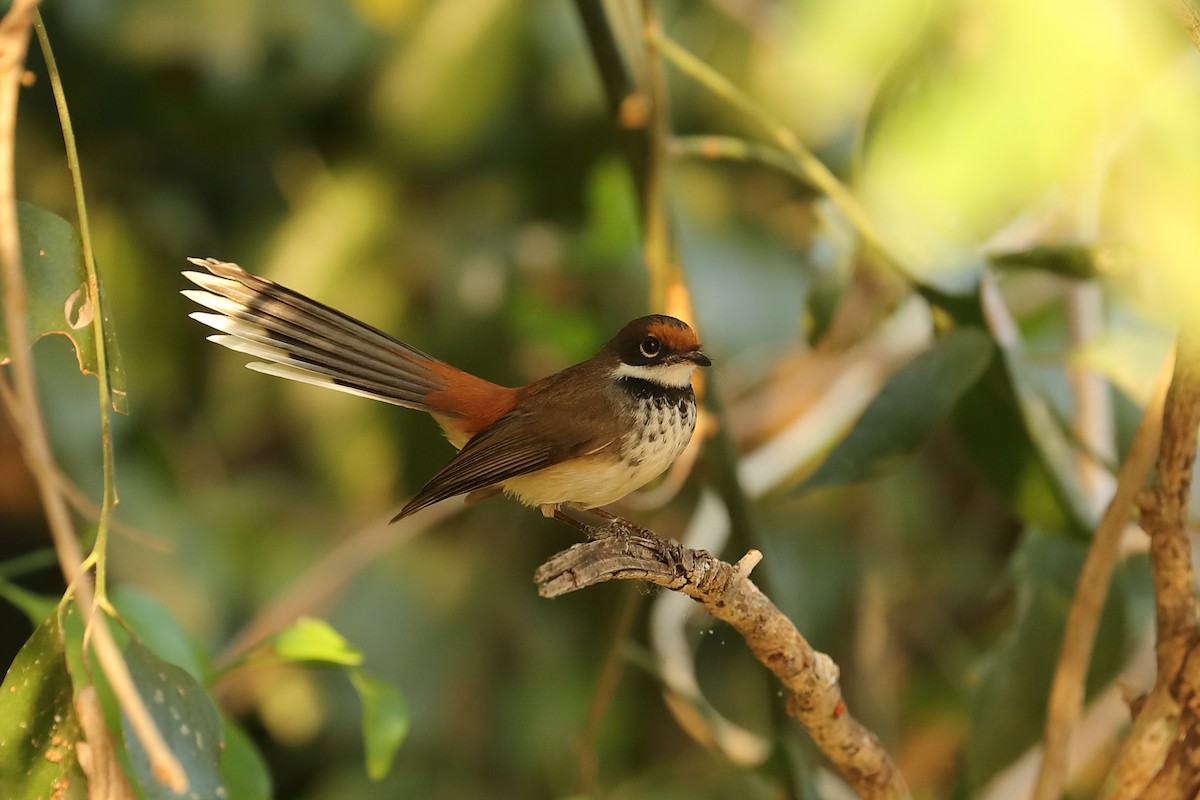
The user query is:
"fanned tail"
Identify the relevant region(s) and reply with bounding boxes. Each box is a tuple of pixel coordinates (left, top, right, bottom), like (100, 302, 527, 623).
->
(182, 258, 446, 411)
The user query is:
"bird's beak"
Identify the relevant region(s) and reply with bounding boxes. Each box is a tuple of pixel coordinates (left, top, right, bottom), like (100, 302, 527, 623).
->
(688, 350, 712, 367)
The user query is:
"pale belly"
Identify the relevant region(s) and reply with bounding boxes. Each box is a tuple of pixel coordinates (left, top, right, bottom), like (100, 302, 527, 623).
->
(501, 396, 697, 509)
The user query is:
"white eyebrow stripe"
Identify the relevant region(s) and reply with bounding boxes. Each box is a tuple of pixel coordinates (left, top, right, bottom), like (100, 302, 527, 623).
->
(612, 361, 696, 389)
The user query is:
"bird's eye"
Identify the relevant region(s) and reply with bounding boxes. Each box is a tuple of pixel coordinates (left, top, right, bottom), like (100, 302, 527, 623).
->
(639, 335, 662, 358)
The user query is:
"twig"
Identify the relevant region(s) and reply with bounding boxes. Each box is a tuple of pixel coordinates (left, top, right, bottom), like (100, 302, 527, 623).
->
(535, 516, 910, 800)
(1101, 332, 1200, 799)
(669, 135, 817, 192)
(1032, 353, 1172, 800)
(1141, 332, 1200, 659)
(0, 3, 186, 791)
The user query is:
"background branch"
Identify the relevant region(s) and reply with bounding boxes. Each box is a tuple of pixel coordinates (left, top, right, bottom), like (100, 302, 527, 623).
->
(535, 517, 910, 800)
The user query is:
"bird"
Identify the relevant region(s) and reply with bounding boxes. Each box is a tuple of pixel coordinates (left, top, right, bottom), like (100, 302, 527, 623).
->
(182, 258, 711, 524)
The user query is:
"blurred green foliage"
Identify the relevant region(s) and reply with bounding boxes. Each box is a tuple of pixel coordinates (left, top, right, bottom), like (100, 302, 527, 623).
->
(2, 0, 1191, 797)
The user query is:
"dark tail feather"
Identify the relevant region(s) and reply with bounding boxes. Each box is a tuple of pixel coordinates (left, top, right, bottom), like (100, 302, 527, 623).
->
(183, 258, 445, 410)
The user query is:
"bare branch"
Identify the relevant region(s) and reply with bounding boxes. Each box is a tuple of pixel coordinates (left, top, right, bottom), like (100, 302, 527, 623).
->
(1032, 354, 1172, 800)
(535, 516, 910, 800)
(1141, 335, 1200, 659)
(1101, 333, 1200, 799)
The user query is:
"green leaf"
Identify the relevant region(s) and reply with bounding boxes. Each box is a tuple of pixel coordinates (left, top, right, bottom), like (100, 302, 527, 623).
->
(112, 586, 212, 682)
(1000, 349, 1097, 529)
(350, 670, 408, 781)
(0, 580, 59, 626)
(954, 367, 1085, 535)
(220, 716, 272, 800)
(2, 202, 127, 412)
(121, 637, 226, 800)
(0, 547, 60, 579)
(989, 244, 1099, 280)
(270, 616, 364, 666)
(925, 291, 1092, 536)
(0, 607, 87, 800)
(798, 327, 994, 491)
(964, 531, 1149, 790)
(0, 551, 62, 625)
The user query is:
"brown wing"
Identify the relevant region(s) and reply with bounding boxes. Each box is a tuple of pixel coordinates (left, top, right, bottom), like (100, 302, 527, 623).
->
(392, 409, 610, 521)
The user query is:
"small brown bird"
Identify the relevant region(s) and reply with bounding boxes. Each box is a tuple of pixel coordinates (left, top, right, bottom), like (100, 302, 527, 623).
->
(182, 258, 710, 522)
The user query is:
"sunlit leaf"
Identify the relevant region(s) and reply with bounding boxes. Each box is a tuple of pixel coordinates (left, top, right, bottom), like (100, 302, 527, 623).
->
(965, 531, 1149, 790)
(2, 202, 127, 412)
(220, 716, 272, 800)
(0, 607, 87, 800)
(798, 327, 993, 491)
(350, 670, 409, 781)
(270, 616, 364, 667)
(857, 0, 1164, 295)
(121, 637, 226, 800)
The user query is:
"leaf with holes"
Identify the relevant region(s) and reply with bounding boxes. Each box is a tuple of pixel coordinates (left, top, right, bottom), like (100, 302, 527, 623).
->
(350, 670, 409, 781)
(270, 616, 364, 667)
(0, 607, 87, 800)
(1, 202, 127, 412)
(798, 327, 994, 492)
(121, 637, 226, 800)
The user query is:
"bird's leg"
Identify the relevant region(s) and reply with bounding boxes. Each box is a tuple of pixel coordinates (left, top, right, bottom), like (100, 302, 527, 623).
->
(551, 507, 605, 539)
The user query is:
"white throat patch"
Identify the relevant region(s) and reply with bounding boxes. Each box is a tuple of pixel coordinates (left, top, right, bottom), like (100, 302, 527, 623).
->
(612, 360, 697, 389)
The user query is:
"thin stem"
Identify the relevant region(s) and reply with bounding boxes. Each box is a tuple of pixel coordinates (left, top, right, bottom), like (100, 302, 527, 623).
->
(33, 10, 118, 602)
(670, 134, 817, 191)
(649, 30, 892, 267)
(638, 0, 675, 312)
(0, 3, 185, 790)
